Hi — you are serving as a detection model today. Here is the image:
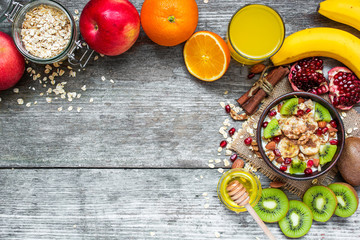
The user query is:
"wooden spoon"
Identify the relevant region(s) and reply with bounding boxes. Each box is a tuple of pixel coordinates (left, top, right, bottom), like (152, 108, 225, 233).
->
(226, 180, 276, 240)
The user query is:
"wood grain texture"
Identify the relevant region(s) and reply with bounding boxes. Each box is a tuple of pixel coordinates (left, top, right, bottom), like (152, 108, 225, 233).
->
(0, 0, 358, 167)
(0, 169, 359, 240)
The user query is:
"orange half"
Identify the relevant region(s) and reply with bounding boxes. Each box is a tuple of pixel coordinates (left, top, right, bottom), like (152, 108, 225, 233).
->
(183, 31, 231, 81)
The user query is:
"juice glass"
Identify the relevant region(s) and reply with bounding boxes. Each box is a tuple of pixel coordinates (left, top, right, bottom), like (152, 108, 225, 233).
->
(227, 4, 285, 65)
(217, 169, 262, 212)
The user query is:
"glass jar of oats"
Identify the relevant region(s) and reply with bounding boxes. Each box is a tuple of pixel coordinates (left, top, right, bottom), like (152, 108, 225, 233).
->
(0, 0, 93, 67)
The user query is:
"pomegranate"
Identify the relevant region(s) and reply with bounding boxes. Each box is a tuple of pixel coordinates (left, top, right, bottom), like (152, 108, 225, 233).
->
(288, 57, 329, 94)
(220, 140, 227, 148)
(328, 67, 360, 110)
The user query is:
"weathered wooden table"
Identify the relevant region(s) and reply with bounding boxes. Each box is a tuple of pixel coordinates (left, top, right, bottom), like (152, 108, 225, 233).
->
(0, 0, 359, 239)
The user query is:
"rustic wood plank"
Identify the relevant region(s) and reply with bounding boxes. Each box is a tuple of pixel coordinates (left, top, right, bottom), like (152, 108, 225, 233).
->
(0, 0, 359, 168)
(0, 169, 358, 239)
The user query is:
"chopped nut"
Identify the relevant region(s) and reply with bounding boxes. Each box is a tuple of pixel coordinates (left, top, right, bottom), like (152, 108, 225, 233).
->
(313, 158, 320, 167)
(230, 109, 248, 121)
(265, 141, 276, 150)
(250, 63, 266, 74)
(318, 121, 327, 128)
(276, 157, 284, 163)
(270, 181, 285, 188)
(232, 159, 244, 169)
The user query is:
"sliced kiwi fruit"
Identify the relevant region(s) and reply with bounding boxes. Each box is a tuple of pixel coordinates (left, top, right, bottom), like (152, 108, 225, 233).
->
(263, 118, 282, 139)
(314, 103, 331, 122)
(279, 200, 313, 238)
(319, 145, 337, 165)
(303, 185, 337, 222)
(280, 98, 298, 115)
(254, 188, 289, 223)
(328, 182, 359, 218)
(289, 159, 306, 174)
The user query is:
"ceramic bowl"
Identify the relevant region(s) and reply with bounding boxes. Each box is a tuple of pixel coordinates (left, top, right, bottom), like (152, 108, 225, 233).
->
(256, 92, 345, 181)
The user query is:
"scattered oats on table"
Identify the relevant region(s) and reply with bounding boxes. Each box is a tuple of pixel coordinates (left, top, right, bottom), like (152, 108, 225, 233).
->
(204, 203, 209, 208)
(214, 232, 221, 238)
(208, 164, 215, 168)
(202, 192, 208, 197)
(13, 88, 19, 93)
(17, 98, 24, 105)
(89, 98, 94, 103)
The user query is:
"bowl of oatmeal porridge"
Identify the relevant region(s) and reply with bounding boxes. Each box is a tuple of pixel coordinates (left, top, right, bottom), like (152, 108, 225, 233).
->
(256, 92, 345, 180)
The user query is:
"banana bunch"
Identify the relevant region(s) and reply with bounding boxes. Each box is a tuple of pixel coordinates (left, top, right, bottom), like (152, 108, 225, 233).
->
(270, 28, 360, 78)
(271, 0, 360, 79)
(318, 0, 360, 32)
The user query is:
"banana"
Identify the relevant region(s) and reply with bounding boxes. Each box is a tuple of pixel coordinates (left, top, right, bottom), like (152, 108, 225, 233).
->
(318, 0, 360, 32)
(270, 27, 360, 79)
(278, 137, 299, 158)
(299, 135, 321, 156)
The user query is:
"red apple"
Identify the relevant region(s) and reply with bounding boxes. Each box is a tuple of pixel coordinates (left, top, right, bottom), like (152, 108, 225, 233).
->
(79, 0, 140, 56)
(0, 31, 25, 90)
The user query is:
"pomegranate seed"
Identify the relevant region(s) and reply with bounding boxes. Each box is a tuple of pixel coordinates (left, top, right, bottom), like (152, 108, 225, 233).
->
(305, 108, 311, 113)
(284, 158, 292, 165)
(272, 136, 281, 143)
(304, 168, 313, 175)
(330, 139, 339, 145)
(220, 140, 227, 148)
(247, 73, 255, 79)
(297, 109, 304, 117)
(244, 137, 252, 145)
(322, 127, 328, 134)
(316, 88, 323, 95)
(225, 105, 231, 113)
(330, 120, 337, 128)
(316, 128, 323, 136)
(307, 160, 314, 168)
(269, 110, 277, 117)
(280, 165, 287, 171)
(229, 127, 236, 136)
(274, 149, 281, 157)
(262, 121, 269, 128)
(230, 154, 238, 162)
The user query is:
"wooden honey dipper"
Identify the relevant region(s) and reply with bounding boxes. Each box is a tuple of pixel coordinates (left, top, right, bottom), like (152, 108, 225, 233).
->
(226, 180, 277, 240)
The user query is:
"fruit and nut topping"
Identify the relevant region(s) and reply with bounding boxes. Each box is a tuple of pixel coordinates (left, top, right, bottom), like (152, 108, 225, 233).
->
(261, 97, 338, 175)
(21, 4, 71, 59)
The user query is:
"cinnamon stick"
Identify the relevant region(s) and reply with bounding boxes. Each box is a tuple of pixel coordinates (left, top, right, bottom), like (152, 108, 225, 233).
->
(238, 66, 289, 115)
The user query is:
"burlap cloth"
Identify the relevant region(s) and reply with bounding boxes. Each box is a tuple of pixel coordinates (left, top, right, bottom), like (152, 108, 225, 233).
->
(229, 78, 360, 197)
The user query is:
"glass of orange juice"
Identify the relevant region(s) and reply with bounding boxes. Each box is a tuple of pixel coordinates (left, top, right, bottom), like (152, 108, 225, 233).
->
(227, 4, 285, 65)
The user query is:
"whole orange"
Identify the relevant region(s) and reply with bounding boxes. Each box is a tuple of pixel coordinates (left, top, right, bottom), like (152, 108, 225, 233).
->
(140, 0, 198, 46)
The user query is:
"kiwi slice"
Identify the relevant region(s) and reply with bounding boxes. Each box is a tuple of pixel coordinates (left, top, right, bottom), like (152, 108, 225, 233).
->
(328, 182, 359, 218)
(289, 159, 306, 174)
(280, 98, 298, 115)
(263, 118, 282, 139)
(319, 145, 337, 165)
(303, 185, 337, 222)
(254, 188, 289, 223)
(314, 103, 331, 122)
(279, 200, 313, 238)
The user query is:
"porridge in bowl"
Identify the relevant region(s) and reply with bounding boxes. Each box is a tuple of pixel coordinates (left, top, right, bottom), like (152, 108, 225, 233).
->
(261, 97, 338, 175)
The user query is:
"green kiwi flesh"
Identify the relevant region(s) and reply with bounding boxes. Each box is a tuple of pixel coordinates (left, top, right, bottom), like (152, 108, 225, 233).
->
(319, 145, 337, 165)
(263, 118, 282, 139)
(279, 200, 313, 238)
(328, 183, 359, 218)
(254, 188, 289, 223)
(280, 98, 298, 115)
(289, 159, 306, 174)
(303, 186, 337, 222)
(314, 103, 331, 122)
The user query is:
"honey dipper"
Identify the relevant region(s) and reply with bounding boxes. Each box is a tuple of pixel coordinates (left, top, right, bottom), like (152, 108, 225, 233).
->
(226, 180, 276, 240)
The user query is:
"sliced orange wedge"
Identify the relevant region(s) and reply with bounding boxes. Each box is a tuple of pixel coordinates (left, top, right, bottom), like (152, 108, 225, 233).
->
(183, 31, 231, 81)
